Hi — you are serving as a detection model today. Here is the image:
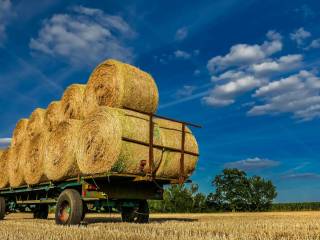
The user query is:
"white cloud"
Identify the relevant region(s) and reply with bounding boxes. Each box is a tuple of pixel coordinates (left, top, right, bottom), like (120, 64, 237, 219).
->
(0, 0, 12, 44)
(251, 54, 303, 77)
(249, 70, 320, 121)
(290, 27, 311, 46)
(30, 6, 136, 66)
(0, 138, 11, 145)
(176, 85, 197, 98)
(207, 31, 282, 74)
(281, 173, 320, 180)
(174, 50, 191, 59)
(224, 157, 280, 171)
(175, 26, 188, 41)
(308, 39, 320, 49)
(204, 75, 262, 107)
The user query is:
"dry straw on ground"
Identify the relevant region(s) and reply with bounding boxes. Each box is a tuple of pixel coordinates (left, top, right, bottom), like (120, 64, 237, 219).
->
(0, 148, 9, 188)
(23, 132, 48, 185)
(61, 84, 86, 120)
(155, 119, 199, 178)
(84, 59, 159, 114)
(77, 107, 122, 175)
(44, 120, 81, 181)
(44, 101, 65, 132)
(2, 212, 320, 240)
(26, 108, 46, 138)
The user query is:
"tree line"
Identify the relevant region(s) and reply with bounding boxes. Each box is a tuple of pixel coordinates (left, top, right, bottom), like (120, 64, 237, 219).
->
(149, 168, 320, 213)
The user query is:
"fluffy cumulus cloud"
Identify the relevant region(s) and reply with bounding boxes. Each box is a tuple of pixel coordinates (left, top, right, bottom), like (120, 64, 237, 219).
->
(204, 31, 287, 108)
(30, 6, 136, 66)
(207, 30, 282, 74)
(204, 29, 320, 121)
(0, 0, 12, 44)
(175, 26, 188, 41)
(249, 70, 320, 121)
(290, 27, 311, 46)
(224, 157, 280, 171)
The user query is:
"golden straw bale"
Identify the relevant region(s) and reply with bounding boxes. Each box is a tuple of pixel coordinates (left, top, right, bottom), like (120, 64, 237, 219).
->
(115, 109, 164, 174)
(23, 132, 48, 185)
(27, 108, 46, 137)
(44, 120, 81, 181)
(84, 59, 159, 114)
(12, 119, 28, 146)
(44, 101, 65, 132)
(0, 148, 10, 188)
(61, 84, 86, 120)
(77, 107, 122, 175)
(8, 139, 29, 187)
(155, 119, 199, 178)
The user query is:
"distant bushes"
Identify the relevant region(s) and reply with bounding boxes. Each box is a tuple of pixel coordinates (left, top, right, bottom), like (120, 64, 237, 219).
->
(271, 202, 320, 211)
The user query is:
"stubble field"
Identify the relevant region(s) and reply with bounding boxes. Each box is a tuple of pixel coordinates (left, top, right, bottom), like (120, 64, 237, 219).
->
(0, 211, 320, 240)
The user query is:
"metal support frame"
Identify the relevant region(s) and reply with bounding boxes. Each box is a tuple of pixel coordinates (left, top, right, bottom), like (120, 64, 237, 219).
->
(179, 123, 186, 184)
(148, 114, 155, 179)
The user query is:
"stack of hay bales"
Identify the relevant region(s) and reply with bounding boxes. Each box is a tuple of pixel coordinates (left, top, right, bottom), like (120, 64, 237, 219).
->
(0, 59, 199, 188)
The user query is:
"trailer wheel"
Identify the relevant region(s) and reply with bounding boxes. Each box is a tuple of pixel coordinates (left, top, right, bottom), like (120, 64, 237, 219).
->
(0, 197, 5, 220)
(33, 204, 49, 219)
(81, 202, 88, 221)
(55, 189, 83, 225)
(121, 200, 149, 223)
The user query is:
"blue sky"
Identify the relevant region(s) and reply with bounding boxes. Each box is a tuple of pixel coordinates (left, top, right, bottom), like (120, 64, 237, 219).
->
(0, 0, 320, 202)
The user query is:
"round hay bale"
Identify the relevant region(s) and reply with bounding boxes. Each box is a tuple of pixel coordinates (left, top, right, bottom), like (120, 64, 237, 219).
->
(44, 101, 65, 132)
(27, 108, 46, 137)
(61, 84, 86, 120)
(77, 107, 122, 175)
(154, 119, 199, 178)
(44, 120, 81, 181)
(12, 119, 28, 146)
(84, 59, 159, 114)
(114, 109, 164, 174)
(0, 148, 10, 188)
(8, 139, 29, 187)
(23, 132, 48, 185)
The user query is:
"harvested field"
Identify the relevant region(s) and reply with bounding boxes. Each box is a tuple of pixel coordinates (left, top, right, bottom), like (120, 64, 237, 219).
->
(1, 212, 320, 240)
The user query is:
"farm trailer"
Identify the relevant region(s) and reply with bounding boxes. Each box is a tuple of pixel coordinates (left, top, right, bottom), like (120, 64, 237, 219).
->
(0, 110, 201, 225)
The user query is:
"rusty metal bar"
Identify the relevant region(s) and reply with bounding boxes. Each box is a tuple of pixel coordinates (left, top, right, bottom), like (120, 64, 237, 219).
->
(121, 137, 199, 157)
(179, 124, 186, 184)
(123, 107, 202, 128)
(149, 114, 154, 179)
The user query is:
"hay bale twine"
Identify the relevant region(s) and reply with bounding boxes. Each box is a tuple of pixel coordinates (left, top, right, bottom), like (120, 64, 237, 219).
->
(61, 84, 86, 120)
(23, 132, 48, 185)
(155, 119, 199, 178)
(44, 101, 65, 132)
(12, 119, 28, 146)
(8, 139, 29, 187)
(114, 109, 164, 174)
(44, 120, 81, 181)
(27, 108, 46, 137)
(84, 59, 159, 114)
(77, 107, 122, 175)
(0, 148, 10, 188)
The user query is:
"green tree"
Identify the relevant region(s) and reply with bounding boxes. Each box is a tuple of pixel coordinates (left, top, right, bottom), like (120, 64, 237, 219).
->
(209, 168, 277, 212)
(248, 176, 277, 211)
(149, 183, 207, 213)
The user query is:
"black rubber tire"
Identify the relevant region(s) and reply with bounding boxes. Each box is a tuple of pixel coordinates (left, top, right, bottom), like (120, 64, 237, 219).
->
(55, 189, 83, 225)
(0, 197, 5, 220)
(121, 200, 149, 223)
(33, 204, 49, 219)
(81, 202, 88, 221)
